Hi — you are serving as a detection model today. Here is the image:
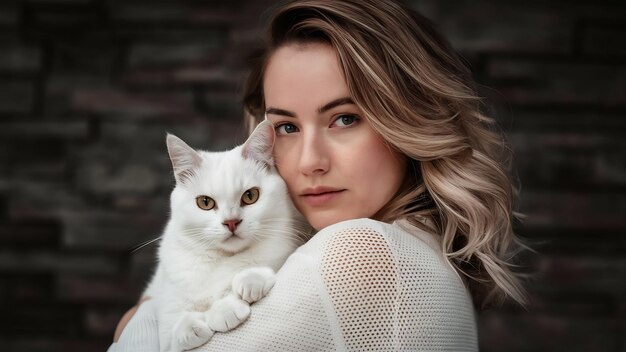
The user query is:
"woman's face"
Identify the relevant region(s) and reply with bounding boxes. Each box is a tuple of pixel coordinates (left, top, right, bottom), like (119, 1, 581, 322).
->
(263, 42, 407, 231)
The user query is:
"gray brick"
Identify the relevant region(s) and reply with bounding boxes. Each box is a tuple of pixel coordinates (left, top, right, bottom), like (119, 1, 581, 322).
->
(6, 181, 84, 219)
(121, 65, 244, 91)
(128, 42, 221, 68)
(57, 274, 141, 302)
(519, 191, 626, 230)
(121, 66, 242, 88)
(75, 162, 161, 195)
(108, 3, 187, 22)
(111, 25, 225, 42)
(0, 121, 89, 139)
(520, 150, 626, 190)
(108, 2, 251, 24)
(0, 81, 35, 114)
(534, 255, 626, 294)
(521, 227, 626, 257)
(175, 67, 243, 87)
(62, 211, 166, 250)
(71, 88, 197, 119)
(25, 2, 100, 30)
(509, 132, 624, 152)
(510, 132, 626, 191)
(584, 23, 626, 57)
(91, 117, 243, 156)
(0, 273, 52, 301)
(478, 312, 621, 352)
(0, 338, 108, 352)
(408, 0, 572, 54)
(0, 142, 68, 183)
(199, 90, 243, 118)
(500, 110, 626, 134)
(44, 74, 110, 115)
(0, 4, 18, 27)
(0, 250, 119, 275)
(0, 45, 41, 72)
(51, 39, 120, 73)
(487, 59, 626, 106)
(1, 303, 83, 336)
(71, 121, 178, 187)
(527, 292, 618, 317)
(0, 220, 60, 248)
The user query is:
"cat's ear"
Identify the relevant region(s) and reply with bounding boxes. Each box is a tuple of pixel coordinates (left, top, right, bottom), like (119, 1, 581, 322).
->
(242, 120, 275, 166)
(166, 134, 202, 185)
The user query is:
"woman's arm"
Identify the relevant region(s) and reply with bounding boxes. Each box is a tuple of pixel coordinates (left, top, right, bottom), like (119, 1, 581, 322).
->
(112, 219, 477, 351)
(110, 248, 333, 352)
(113, 305, 137, 342)
(109, 297, 159, 352)
(113, 296, 151, 342)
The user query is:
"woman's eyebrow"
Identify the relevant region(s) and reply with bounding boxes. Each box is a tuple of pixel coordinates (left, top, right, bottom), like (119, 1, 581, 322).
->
(318, 97, 354, 114)
(265, 107, 295, 117)
(265, 96, 355, 118)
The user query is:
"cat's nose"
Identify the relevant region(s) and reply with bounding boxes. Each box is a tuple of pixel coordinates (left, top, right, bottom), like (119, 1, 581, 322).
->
(223, 219, 242, 233)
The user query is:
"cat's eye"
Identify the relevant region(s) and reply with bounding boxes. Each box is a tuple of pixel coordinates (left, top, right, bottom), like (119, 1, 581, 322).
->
(241, 188, 260, 205)
(196, 196, 216, 210)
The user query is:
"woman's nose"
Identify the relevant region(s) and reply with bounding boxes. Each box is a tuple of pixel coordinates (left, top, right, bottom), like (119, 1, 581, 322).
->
(298, 131, 329, 176)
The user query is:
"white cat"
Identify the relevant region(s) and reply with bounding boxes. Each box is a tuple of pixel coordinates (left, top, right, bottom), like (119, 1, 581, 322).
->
(143, 120, 309, 352)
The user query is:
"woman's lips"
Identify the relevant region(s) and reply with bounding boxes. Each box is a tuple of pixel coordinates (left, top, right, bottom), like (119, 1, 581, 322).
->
(301, 189, 345, 206)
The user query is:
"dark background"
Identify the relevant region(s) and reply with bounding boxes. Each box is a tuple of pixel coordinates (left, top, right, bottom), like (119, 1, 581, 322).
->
(0, 0, 624, 351)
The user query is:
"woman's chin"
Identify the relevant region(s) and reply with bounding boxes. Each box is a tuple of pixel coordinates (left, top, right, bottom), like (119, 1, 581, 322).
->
(308, 213, 356, 232)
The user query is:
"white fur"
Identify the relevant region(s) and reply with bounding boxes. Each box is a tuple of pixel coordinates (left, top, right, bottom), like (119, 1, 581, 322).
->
(144, 121, 308, 352)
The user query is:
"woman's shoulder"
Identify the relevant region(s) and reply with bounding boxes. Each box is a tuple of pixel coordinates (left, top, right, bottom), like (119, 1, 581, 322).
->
(298, 218, 443, 263)
(297, 217, 465, 289)
(296, 218, 478, 350)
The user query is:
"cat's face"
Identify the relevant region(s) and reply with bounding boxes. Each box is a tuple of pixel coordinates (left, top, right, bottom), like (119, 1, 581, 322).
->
(166, 121, 295, 254)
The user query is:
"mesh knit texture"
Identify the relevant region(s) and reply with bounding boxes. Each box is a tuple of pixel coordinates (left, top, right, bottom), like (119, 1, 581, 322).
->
(197, 251, 336, 351)
(110, 218, 477, 351)
(320, 222, 477, 351)
(195, 218, 477, 351)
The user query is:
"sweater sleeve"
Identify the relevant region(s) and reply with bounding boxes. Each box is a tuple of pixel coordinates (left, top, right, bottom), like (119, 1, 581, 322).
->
(304, 218, 478, 351)
(111, 218, 477, 352)
(195, 242, 337, 351)
(112, 246, 338, 352)
(108, 298, 160, 352)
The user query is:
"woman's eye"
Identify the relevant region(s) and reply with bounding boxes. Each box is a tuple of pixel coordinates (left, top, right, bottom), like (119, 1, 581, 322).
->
(275, 123, 299, 135)
(333, 115, 358, 127)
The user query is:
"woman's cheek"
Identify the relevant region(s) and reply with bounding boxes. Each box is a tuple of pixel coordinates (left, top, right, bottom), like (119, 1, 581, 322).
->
(273, 143, 297, 188)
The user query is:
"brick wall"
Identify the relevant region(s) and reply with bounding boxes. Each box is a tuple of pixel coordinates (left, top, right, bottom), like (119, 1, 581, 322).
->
(0, 0, 624, 351)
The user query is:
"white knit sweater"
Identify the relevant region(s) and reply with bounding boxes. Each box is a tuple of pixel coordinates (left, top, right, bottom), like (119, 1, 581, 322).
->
(109, 218, 478, 351)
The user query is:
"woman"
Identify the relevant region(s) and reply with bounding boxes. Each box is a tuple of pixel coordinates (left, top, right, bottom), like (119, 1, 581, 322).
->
(111, 0, 527, 350)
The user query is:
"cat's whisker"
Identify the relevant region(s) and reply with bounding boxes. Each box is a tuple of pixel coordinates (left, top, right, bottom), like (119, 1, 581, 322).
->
(257, 223, 313, 235)
(258, 225, 311, 235)
(257, 220, 312, 231)
(178, 235, 220, 249)
(258, 218, 311, 225)
(252, 226, 313, 243)
(130, 237, 162, 253)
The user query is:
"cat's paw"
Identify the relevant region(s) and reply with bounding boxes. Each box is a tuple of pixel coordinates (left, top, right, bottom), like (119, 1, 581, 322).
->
(232, 266, 276, 304)
(206, 294, 250, 333)
(172, 312, 214, 351)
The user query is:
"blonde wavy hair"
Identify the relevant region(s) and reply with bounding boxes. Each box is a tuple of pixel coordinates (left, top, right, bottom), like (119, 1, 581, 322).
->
(242, 0, 528, 309)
